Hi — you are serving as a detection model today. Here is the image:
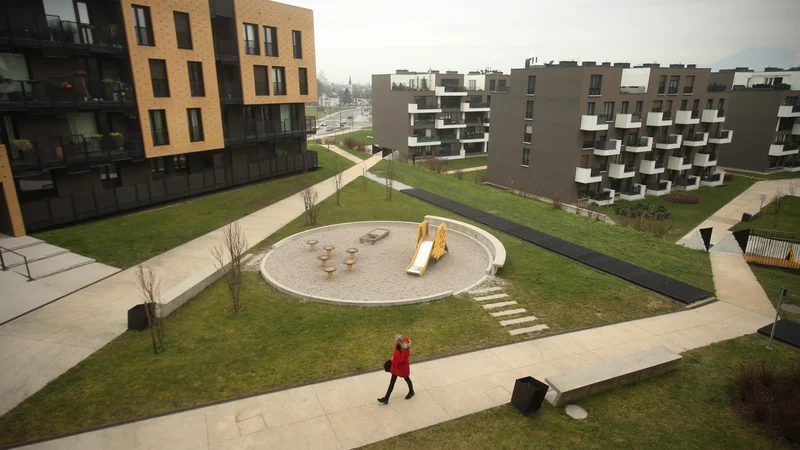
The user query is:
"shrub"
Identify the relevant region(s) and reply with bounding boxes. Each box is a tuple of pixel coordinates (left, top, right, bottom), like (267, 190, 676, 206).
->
(663, 191, 701, 204)
(724, 173, 735, 182)
(342, 136, 358, 149)
(426, 158, 445, 173)
(615, 203, 672, 221)
(649, 219, 673, 238)
(454, 169, 464, 180)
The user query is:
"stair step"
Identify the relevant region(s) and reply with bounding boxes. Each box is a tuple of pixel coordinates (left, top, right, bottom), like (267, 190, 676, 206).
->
(0, 236, 43, 251)
(508, 324, 549, 336)
(474, 293, 509, 302)
(500, 316, 538, 327)
(483, 301, 518, 309)
(11, 253, 95, 280)
(490, 308, 527, 318)
(468, 286, 504, 295)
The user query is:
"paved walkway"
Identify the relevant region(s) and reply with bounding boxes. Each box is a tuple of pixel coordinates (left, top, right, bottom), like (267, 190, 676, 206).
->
(0, 154, 382, 417)
(442, 165, 487, 175)
(678, 178, 800, 245)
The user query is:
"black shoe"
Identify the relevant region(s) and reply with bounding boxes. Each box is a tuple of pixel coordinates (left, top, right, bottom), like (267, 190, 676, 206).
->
(405, 391, 415, 400)
(377, 397, 388, 404)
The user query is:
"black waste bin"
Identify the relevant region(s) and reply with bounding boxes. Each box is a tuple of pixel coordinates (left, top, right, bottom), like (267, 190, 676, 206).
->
(127, 303, 153, 331)
(511, 376, 549, 416)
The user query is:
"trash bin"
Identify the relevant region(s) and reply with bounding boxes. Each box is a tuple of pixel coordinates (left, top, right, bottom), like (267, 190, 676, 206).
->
(511, 376, 549, 416)
(127, 304, 152, 331)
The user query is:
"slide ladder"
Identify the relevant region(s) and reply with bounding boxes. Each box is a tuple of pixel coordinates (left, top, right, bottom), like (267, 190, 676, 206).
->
(406, 220, 447, 276)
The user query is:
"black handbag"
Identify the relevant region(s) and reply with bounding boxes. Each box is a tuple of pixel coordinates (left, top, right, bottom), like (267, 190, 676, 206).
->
(383, 360, 391, 372)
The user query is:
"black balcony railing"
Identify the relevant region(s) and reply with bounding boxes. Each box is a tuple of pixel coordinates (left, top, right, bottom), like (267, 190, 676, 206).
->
(214, 39, 238, 61)
(627, 135, 648, 147)
(786, 142, 800, 151)
(594, 140, 618, 150)
(468, 102, 490, 108)
(687, 133, 705, 142)
(706, 152, 718, 161)
(443, 86, 467, 92)
(440, 119, 465, 125)
(624, 163, 635, 172)
(462, 132, 485, 140)
(438, 133, 458, 141)
(209, 0, 235, 16)
(793, 105, 800, 113)
(413, 118, 434, 125)
(655, 160, 665, 169)
(414, 102, 438, 110)
(1, 11, 126, 52)
(0, 78, 135, 112)
(683, 86, 694, 94)
(9, 133, 144, 173)
(582, 140, 595, 149)
(690, 109, 699, 119)
(227, 117, 317, 146)
(713, 130, 731, 140)
(701, 172, 722, 182)
(590, 190, 612, 201)
(489, 86, 510, 93)
(647, 180, 669, 190)
(717, 108, 725, 117)
(707, 84, 727, 92)
(621, 184, 642, 195)
(660, 135, 679, 145)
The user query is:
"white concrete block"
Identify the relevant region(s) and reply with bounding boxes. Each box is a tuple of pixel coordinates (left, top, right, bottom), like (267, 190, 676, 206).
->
(508, 324, 549, 335)
(499, 316, 538, 327)
(468, 286, 504, 295)
(482, 301, 518, 309)
(474, 293, 509, 302)
(490, 308, 527, 317)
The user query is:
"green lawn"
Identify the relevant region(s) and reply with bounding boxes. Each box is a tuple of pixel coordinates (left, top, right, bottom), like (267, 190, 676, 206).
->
(749, 264, 800, 322)
(0, 179, 678, 446)
(730, 195, 800, 236)
(725, 169, 800, 181)
(448, 169, 487, 183)
(609, 177, 756, 243)
(336, 127, 375, 151)
(372, 161, 716, 292)
(366, 335, 800, 450)
(309, 143, 370, 161)
(440, 155, 488, 171)
(32, 147, 353, 269)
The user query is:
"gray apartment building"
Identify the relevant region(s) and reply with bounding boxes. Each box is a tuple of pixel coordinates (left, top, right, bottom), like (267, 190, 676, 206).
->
(709, 68, 800, 173)
(487, 61, 733, 205)
(372, 70, 509, 160)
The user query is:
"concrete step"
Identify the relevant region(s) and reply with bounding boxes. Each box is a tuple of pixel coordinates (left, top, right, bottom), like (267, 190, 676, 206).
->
(0, 236, 43, 251)
(1, 244, 70, 268)
(500, 316, 538, 327)
(508, 324, 549, 336)
(468, 286, 504, 295)
(490, 308, 527, 318)
(474, 293, 509, 302)
(482, 301, 518, 309)
(11, 253, 95, 280)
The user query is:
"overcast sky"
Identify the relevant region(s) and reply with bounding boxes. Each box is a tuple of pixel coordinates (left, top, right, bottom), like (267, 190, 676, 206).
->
(289, 0, 800, 85)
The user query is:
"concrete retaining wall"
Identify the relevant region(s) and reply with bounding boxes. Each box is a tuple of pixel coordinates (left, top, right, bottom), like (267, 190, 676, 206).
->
(424, 215, 506, 275)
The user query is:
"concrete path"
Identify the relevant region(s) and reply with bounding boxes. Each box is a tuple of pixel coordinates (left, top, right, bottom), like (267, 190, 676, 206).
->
(0, 154, 382, 417)
(678, 178, 800, 245)
(324, 145, 367, 165)
(442, 165, 487, 175)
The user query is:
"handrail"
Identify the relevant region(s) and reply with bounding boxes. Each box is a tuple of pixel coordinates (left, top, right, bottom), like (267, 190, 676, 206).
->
(0, 245, 32, 281)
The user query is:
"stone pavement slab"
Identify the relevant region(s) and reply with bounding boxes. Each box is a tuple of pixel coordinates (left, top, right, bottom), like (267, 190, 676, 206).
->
(12, 252, 94, 279)
(0, 235, 42, 251)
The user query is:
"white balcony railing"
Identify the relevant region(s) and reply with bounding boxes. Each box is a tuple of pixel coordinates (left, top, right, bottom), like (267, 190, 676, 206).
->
(575, 167, 602, 184)
(435, 118, 467, 129)
(625, 136, 653, 153)
(434, 86, 468, 96)
(580, 115, 610, 131)
(683, 132, 709, 147)
(461, 102, 490, 112)
(675, 110, 700, 125)
(609, 162, 635, 179)
(667, 155, 693, 171)
(614, 113, 642, 129)
(593, 139, 621, 156)
(701, 109, 725, 123)
(708, 130, 733, 144)
(408, 103, 442, 113)
(769, 144, 800, 156)
(646, 111, 672, 127)
(778, 105, 800, 118)
(693, 152, 718, 167)
(639, 159, 665, 174)
(408, 136, 441, 146)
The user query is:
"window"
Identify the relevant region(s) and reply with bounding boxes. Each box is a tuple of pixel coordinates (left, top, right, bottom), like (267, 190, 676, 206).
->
(187, 61, 204, 96)
(263, 26, 278, 56)
(525, 101, 534, 119)
(680, 99, 688, 110)
(527, 76, 536, 95)
(587, 102, 595, 115)
(150, 157, 164, 173)
(489, 79, 496, 92)
(522, 148, 530, 166)
(173, 12, 192, 49)
(298, 68, 308, 95)
(668, 76, 679, 94)
(272, 67, 286, 95)
(658, 75, 667, 94)
(467, 79, 476, 90)
(523, 125, 532, 143)
(635, 101, 643, 114)
(187, 108, 204, 142)
(692, 99, 700, 111)
(243, 23, 259, 55)
(621, 101, 629, 114)
(603, 102, 614, 121)
(589, 75, 602, 95)
(718, 98, 725, 110)
(498, 79, 507, 92)
(665, 100, 673, 114)
(652, 100, 663, 112)
(706, 98, 714, 109)
(684, 76, 695, 94)
(173, 154, 187, 172)
(254, 65, 269, 95)
(149, 110, 168, 146)
(149, 59, 169, 97)
(292, 30, 302, 59)
(132, 5, 154, 46)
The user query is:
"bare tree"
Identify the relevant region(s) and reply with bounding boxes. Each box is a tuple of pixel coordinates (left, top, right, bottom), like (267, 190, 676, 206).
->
(385, 155, 396, 201)
(301, 183, 320, 225)
(650, 220, 674, 238)
(362, 167, 368, 190)
(333, 156, 344, 206)
(135, 264, 165, 354)
(507, 175, 515, 195)
(454, 168, 464, 180)
(211, 222, 248, 314)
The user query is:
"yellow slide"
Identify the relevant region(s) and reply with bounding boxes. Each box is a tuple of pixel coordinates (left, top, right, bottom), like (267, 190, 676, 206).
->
(406, 220, 447, 276)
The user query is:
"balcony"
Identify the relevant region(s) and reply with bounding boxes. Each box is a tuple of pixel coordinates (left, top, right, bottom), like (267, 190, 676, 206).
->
(588, 189, 615, 206)
(218, 82, 242, 104)
(778, 105, 800, 118)
(228, 117, 316, 146)
(0, 11, 126, 55)
(675, 110, 700, 125)
(708, 130, 733, 144)
(674, 176, 700, 191)
(793, 124, 800, 136)
(208, 0, 235, 17)
(408, 136, 442, 146)
(700, 171, 724, 187)
(693, 152, 717, 167)
(769, 143, 800, 157)
(615, 113, 642, 129)
(580, 115, 609, 131)
(213, 39, 239, 63)
(619, 184, 646, 201)
(656, 134, 682, 150)
(783, 161, 800, 173)
(625, 136, 653, 153)
(8, 133, 144, 174)
(408, 103, 442, 113)
(646, 180, 672, 196)
(593, 139, 621, 156)
(646, 111, 672, 127)
(668, 155, 692, 171)
(462, 102, 490, 112)
(701, 109, 725, 123)
(460, 131, 488, 143)
(639, 158, 665, 175)
(412, 117, 434, 127)
(609, 162, 635, 179)
(575, 167, 602, 184)
(0, 78, 136, 112)
(683, 132, 709, 147)
(435, 118, 466, 129)
(434, 86, 468, 96)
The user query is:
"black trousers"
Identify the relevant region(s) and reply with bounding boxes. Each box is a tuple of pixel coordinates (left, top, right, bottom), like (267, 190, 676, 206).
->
(384, 374, 413, 398)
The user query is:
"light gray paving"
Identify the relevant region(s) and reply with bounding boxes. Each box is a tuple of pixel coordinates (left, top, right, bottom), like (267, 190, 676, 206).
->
(11, 252, 94, 279)
(0, 235, 43, 251)
(482, 301, 518, 309)
(473, 293, 509, 302)
(499, 316, 538, 327)
(508, 324, 550, 335)
(468, 286, 503, 295)
(489, 308, 526, 317)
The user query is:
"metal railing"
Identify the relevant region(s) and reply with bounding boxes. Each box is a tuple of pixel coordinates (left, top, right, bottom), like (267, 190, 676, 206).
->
(415, 136, 441, 143)
(647, 180, 669, 190)
(707, 84, 727, 92)
(467, 102, 490, 108)
(717, 108, 725, 117)
(582, 140, 595, 149)
(414, 103, 439, 110)
(0, 78, 135, 111)
(627, 135, 648, 146)
(687, 133, 705, 142)
(9, 135, 144, 172)
(440, 119, 465, 125)
(0, 246, 32, 281)
(660, 135, 679, 144)
(228, 117, 317, 145)
(413, 119, 434, 125)
(713, 130, 731, 139)
(742, 229, 800, 269)
(442, 86, 467, 92)
(462, 132, 485, 140)
(691, 109, 700, 118)
(213, 39, 238, 60)
(1, 11, 126, 51)
(589, 87, 601, 96)
(595, 140, 618, 150)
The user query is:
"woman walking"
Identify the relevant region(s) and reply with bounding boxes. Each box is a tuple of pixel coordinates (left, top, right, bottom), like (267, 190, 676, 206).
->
(378, 335, 414, 404)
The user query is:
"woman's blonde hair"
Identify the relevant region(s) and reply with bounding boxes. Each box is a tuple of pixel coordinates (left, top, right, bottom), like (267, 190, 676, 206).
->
(395, 334, 411, 349)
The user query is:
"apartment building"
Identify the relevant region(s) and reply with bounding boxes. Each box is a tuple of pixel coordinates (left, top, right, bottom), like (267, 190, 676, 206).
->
(372, 69, 509, 160)
(0, 0, 316, 233)
(488, 61, 732, 205)
(709, 68, 800, 173)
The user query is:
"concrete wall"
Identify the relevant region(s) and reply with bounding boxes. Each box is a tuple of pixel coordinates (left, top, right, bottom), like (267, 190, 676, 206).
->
(719, 90, 789, 172)
(372, 74, 412, 157)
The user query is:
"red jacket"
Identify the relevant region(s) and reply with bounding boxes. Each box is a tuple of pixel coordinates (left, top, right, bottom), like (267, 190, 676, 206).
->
(390, 347, 410, 377)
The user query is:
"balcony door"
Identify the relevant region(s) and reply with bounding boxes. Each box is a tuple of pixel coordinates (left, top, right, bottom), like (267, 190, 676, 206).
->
(68, 112, 99, 153)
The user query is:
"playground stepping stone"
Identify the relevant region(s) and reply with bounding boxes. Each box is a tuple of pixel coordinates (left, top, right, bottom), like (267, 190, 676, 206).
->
(490, 308, 527, 317)
(468, 286, 504, 295)
(499, 316, 538, 327)
(474, 293, 509, 302)
(483, 301, 517, 309)
(508, 324, 549, 335)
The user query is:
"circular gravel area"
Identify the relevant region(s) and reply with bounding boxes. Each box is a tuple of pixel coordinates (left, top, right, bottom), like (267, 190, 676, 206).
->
(261, 221, 492, 305)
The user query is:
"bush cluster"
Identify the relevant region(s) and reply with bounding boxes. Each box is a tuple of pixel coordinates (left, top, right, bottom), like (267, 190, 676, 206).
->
(615, 203, 672, 221)
(663, 191, 701, 204)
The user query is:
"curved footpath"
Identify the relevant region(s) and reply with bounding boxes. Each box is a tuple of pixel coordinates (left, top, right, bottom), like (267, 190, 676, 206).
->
(9, 166, 778, 450)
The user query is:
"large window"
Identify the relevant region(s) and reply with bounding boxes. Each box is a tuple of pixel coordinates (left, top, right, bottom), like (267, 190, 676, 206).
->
(635, 101, 643, 114)
(292, 30, 302, 59)
(668, 76, 679, 95)
(149, 110, 168, 146)
(263, 26, 278, 56)
(149, 59, 169, 97)
(658, 75, 667, 94)
(132, 5, 154, 46)
(489, 79, 496, 92)
(621, 101, 629, 114)
(187, 61, 204, 97)
(173, 12, 192, 49)
(527, 76, 536, 95)
(187, 108, 204, 142)
(522, 148, 530, 167)
(684, 76, 695, 94)
(587, 102, 595, 115)
(523, 125, 532, 143)
(272, 66, 286, 95)
(525, 100, 534, 119)
(589, 75, 602, 95)
(603, 102, 614, 121)
(299, 68, 308, 95)
(254, 65, 269, 96)
(243, 23, 259, 55)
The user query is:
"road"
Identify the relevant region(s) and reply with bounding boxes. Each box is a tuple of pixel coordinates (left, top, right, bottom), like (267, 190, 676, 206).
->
(311, 105, 371, 138)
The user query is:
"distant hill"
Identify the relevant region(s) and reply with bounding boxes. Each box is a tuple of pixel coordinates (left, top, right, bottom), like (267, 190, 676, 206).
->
(711, 48, 799, 71)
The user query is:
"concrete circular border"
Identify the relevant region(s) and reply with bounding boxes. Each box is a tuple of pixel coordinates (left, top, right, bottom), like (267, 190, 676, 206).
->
(259, 220, 503, 306)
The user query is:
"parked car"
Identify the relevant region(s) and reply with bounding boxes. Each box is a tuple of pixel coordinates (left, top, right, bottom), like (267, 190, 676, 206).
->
(326, 126, 334, 131)
(320, 122, 327, 126)
(347, 115, 353, 119)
